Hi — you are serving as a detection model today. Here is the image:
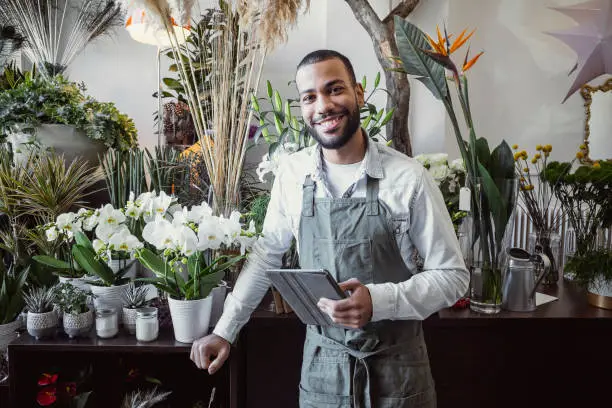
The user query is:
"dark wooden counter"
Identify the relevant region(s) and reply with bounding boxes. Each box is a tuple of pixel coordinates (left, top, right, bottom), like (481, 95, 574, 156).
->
(7, 329, 238, 407)
(242, 282, 612, 408)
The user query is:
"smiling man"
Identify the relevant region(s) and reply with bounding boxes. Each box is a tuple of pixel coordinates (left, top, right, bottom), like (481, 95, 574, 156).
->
(190, 50, 469, 408)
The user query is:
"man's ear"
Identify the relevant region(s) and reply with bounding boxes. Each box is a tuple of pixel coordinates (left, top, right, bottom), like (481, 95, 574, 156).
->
(355, 82, 365, 107)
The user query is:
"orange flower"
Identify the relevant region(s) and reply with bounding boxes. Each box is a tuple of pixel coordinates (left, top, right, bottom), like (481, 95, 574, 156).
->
(462, 48, 484, 72)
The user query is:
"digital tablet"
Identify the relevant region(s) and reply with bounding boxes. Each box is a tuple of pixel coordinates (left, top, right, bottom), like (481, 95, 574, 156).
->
(266, 268, 347, 326)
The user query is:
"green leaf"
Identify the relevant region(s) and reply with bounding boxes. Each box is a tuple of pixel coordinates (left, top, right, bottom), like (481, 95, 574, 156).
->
(476, 163, 508, 245)
(273, 90, 283, 111)
(380, 109, 395, 126)
(250, 94, 260, 112)
(273, 113, 283, 135)
(137, 248, 170, 276)
(33, 255, 72, 269)
(266, 80, 273, 98)
(488, 141, 515, 180)
(374, 72, 381, 88)
(394, 16, 449, 100)
(475, 138, 491, 170)
(361, 75, 367, 90)
(361, 115, 372, 129)
(163, 78, 183, 90)
(74, 231, 93, 250)
(72, 245, 114, 285)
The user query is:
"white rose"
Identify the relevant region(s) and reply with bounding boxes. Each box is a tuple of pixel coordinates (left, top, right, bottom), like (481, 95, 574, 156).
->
(450, 158, 466, 173)
(429, 165, 449, 184)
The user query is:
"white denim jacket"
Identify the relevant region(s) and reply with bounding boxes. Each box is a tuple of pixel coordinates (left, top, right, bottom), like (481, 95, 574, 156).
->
(213, 138, 469, 343)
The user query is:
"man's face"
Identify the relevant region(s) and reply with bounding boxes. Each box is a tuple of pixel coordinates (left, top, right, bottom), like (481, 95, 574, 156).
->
(296, 59, 364, 149)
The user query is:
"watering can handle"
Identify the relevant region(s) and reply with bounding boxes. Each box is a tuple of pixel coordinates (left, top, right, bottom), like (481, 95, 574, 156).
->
(530, 253, 551, 298)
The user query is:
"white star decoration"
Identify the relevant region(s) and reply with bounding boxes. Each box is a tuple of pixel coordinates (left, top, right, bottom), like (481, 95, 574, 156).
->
(546, 0, 612, 102)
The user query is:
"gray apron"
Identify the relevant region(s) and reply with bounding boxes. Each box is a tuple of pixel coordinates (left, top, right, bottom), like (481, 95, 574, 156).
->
(298, 175, 436, 408)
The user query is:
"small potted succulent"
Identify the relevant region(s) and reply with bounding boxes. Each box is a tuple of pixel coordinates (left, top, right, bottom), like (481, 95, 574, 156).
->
(52, 282, 93, 338)
(121, 283, 150, 335)
(24, 287, 57, 340)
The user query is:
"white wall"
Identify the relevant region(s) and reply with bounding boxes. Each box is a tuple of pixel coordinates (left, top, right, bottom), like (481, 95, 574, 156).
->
(67, 0, 609, 162)
(408, 0, 606, 162)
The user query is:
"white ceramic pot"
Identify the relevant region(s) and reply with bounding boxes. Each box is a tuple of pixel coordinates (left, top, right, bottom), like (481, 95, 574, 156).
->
(0, 320, 21, 353)
(209, 281, 228, 328)
(63, 310, 93, 339)
(27, 311, 58, 340)
(90, 284, 130, 322)
(122, 307, 138, 335)
(34, 124, 106, 165)
(168, 296, 213, 343)
(58, 276, 91, 293)
(108, 258, 138, 279)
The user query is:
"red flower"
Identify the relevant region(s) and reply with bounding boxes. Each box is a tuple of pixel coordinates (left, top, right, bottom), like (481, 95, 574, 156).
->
(37, 373, 58, 386)
(64, 382, 77, 397)
(36, 386, 57, 406)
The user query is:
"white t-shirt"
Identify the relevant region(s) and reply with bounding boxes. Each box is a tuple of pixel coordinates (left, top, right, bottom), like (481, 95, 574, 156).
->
(323, 158, 363, 198)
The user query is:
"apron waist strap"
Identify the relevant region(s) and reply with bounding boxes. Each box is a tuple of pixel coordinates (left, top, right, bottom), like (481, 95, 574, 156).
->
(307, 329, 423, 408)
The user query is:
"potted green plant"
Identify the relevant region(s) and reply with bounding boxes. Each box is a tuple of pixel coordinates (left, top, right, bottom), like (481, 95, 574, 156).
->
(52, 282, 93, 339)
(0, 74, 138, 164)
(393, 20, 517, 314)
(545, 159, 612, 307)
(24, 286, 57, 339)
(71, 231, 134, 321)
(0, 264, 28, 353)
(135, 204, 258, 343)
(120, 283, 150, 335)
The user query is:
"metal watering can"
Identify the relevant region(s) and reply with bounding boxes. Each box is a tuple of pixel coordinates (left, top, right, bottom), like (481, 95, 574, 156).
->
(501, 248, 551, 312)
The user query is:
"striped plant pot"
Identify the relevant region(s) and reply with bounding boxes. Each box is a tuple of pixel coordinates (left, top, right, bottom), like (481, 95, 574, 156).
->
(122, 307, 138, 335)
(63, 310, 93, 338)
(168, 296, 213, 344)
(90, 284, 130, 322)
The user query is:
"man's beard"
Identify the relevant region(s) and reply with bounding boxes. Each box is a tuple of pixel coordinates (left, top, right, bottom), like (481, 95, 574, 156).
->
(306, 103, 361, 150)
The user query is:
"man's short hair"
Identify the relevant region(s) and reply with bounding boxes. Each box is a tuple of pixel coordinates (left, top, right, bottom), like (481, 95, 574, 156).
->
(296, 50, 357, 85)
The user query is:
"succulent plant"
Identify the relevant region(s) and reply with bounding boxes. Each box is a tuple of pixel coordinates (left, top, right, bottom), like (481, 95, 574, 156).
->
(23, 286, 56, 314)
(121, 282, 149, 309)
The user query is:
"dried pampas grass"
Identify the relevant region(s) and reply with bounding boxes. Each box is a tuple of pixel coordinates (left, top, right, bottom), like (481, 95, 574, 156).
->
(254, 0, 310, 50)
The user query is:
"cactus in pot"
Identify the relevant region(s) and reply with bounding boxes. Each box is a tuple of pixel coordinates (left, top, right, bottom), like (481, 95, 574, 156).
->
(121, 282, 150, 335)
(24, 286, 57, 339)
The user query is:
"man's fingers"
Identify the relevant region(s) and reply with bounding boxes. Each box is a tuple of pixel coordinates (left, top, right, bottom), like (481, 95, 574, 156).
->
(338, 278, 361, 292)
(208, 346, 229, 375)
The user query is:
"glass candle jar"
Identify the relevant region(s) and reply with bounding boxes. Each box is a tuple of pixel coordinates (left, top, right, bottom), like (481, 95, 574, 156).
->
(136, 307, 159, 342)
(95, 309, 118, 339)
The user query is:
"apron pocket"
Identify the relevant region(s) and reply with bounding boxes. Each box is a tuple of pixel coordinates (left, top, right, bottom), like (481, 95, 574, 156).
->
(299, 385, 352, 408)
(301, 337, 351, 397)
(314, 238, 373, 283)
(368, 347, 434, 399)
(378, 387, 437, 408)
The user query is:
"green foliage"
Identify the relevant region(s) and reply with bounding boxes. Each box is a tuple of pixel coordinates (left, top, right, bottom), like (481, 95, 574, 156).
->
(565, 249, 612, 288)
(251, 74, 395, 158)
(245, 192, 271, 234)
(135, 248, 243, 300)
(100, 148, 148, 209)
(0, 264, 28, 324)
(52, 282, 90, 315)
(0, 74, 138, 150)
(121, 282, 150, 309)
(71, 231, 131, 287)
(23, 285, 55, 313)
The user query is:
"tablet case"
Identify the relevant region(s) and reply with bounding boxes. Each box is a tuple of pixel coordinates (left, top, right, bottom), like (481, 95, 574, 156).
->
(266, 269, 346, 326)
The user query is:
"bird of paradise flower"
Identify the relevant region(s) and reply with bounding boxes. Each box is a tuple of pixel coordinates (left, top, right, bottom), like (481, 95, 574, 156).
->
(393, 18, 517, 312)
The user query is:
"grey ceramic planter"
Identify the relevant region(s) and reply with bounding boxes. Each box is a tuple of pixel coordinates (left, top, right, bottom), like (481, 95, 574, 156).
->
(27, 311, 58, 340)
(63, 309, 93, 339)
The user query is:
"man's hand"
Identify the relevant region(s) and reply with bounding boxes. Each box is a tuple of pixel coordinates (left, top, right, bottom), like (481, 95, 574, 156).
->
(317, 278, 373, 329)
(190, 334, 231, 375)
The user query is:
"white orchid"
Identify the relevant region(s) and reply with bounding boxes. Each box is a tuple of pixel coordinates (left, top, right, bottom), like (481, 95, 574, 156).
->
(450, 158, 466, 173)
(142, 215, 174, 251)
(96, 223, 129, 243)
(45, 226, 59, 242)
(197, 217, 224, 251)
(108, 229, 143, 253)
(237, 220, 258, 255)
(98, 204, 126, 227)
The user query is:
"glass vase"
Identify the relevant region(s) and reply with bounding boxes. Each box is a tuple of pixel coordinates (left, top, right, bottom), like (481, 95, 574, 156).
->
(528, 230, 561, 285)
(467, 177, 518, 314)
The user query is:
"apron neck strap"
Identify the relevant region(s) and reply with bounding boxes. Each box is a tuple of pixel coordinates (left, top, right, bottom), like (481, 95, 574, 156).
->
(366, 176, 379, 216)
(302, 174, 315, 217)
